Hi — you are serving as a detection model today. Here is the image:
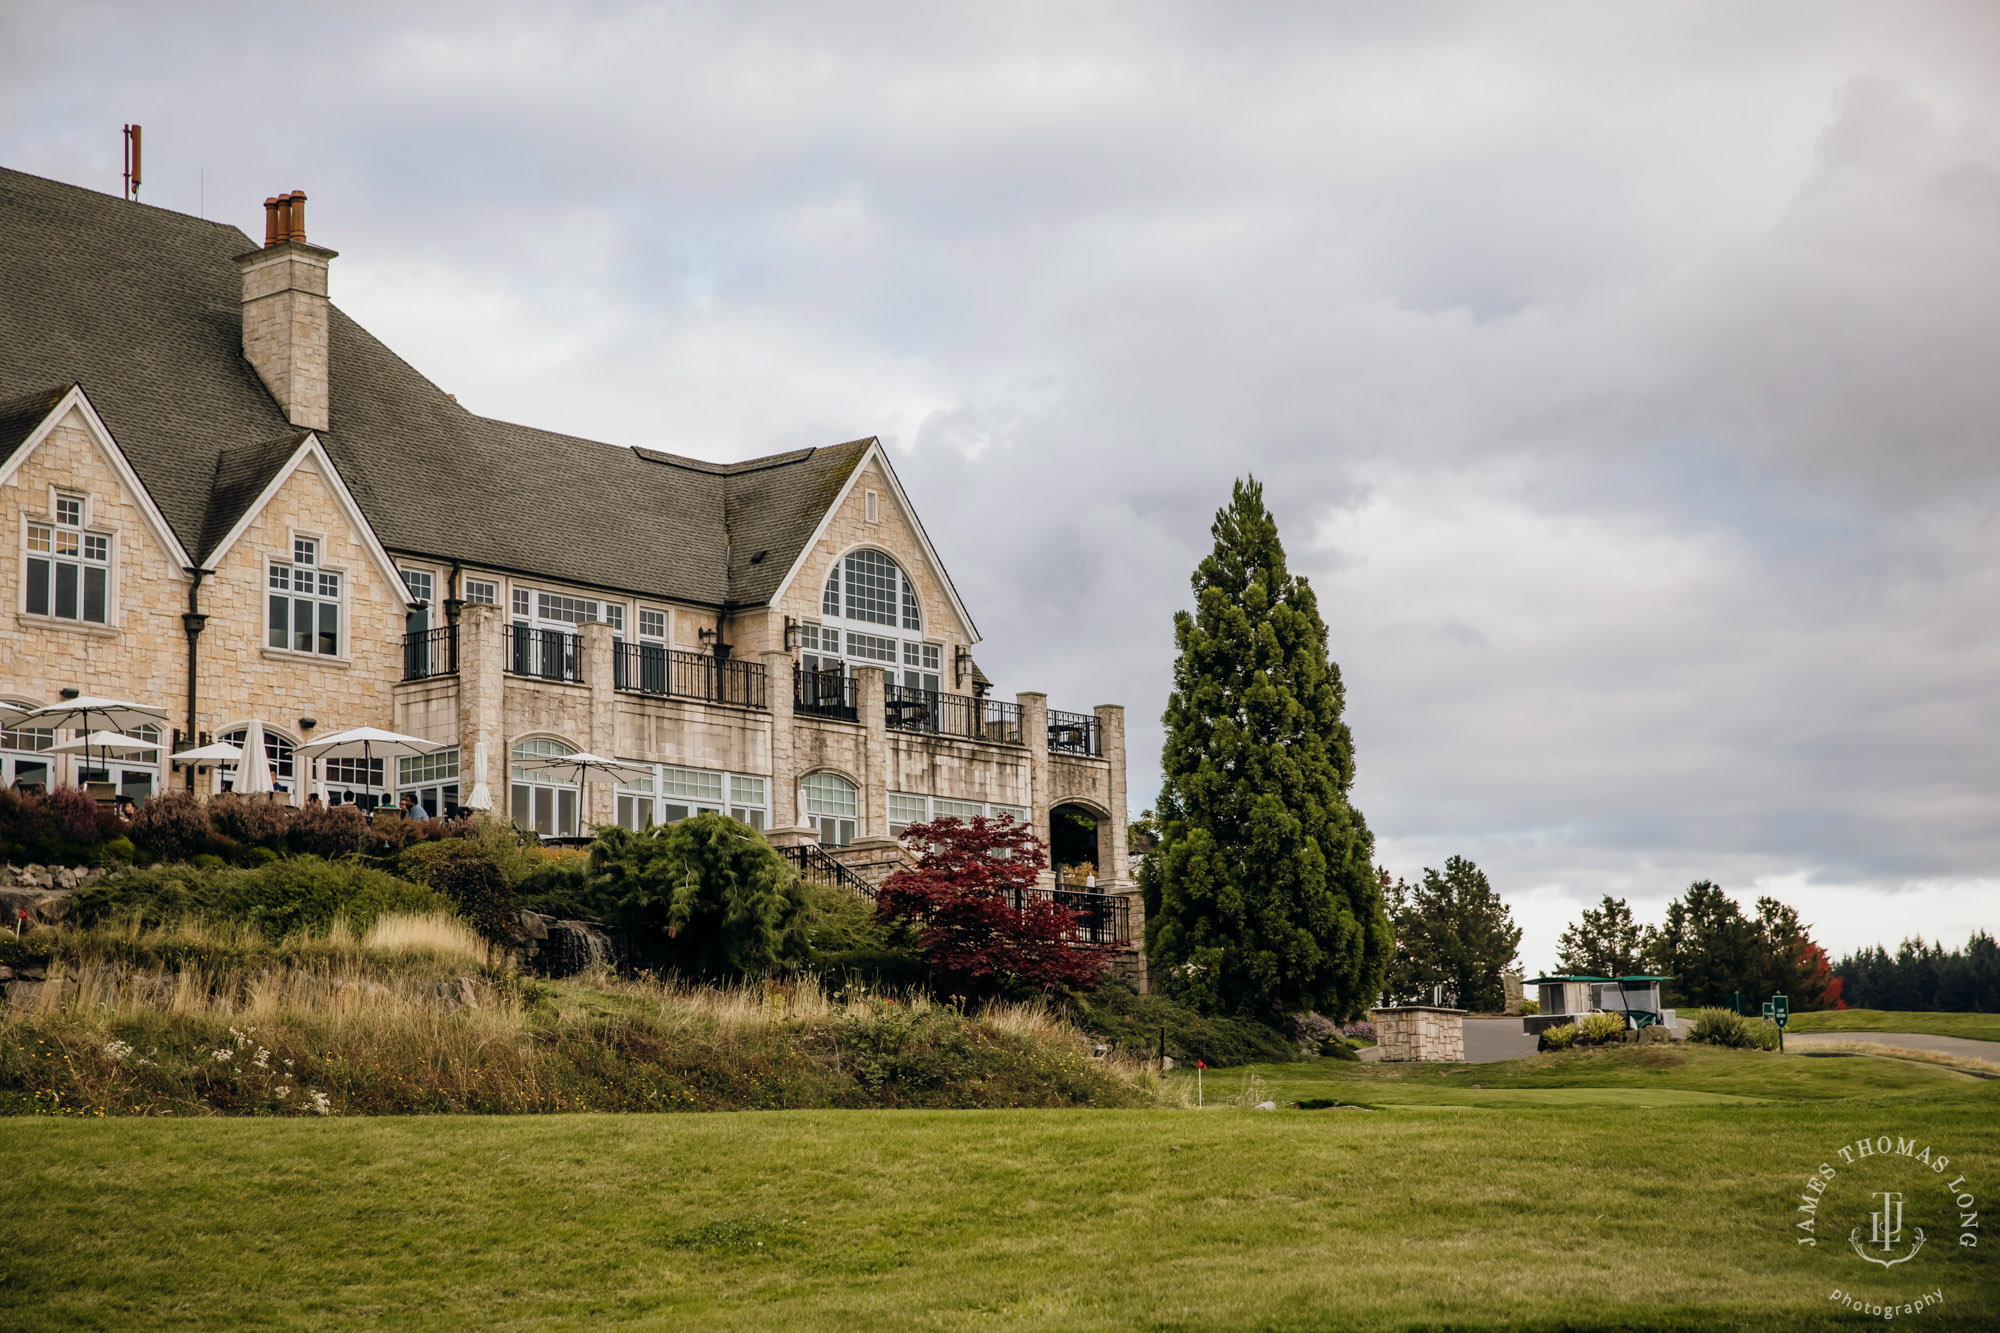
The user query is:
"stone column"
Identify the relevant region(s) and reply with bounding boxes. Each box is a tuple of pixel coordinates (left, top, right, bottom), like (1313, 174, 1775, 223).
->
(762, 648, 797, 828)
(854, 665, 887, 838)
(580, 621, 618, 830)
(457, 603, 505, 812)
(1017, 691, 1050, 886)
(1094, 704, 1130, 888)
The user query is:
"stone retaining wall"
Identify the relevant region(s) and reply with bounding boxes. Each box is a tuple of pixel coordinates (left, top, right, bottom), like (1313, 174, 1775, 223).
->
(1369, 1005, 1467, 1062)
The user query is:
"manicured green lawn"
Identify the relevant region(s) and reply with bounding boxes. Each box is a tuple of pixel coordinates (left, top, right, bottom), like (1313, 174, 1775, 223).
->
(2, 1049, 1994, 1330)
(1786, 1008, 2000, 1044)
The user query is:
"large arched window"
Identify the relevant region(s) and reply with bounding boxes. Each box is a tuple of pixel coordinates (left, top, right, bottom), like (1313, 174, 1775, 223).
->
(221, 726, 299, 796)
(511, 736, 578, 837)
(801, 771, 858, 846)
(811, 550, 939, 694)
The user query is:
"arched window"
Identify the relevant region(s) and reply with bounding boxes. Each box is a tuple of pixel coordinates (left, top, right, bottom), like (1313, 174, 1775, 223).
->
(801, 771, 858, 846)
(221, 727, 298, 796)
(824, 550, 921, 631)
(511, 736, 578, 837)
(809, 551, 939, 695)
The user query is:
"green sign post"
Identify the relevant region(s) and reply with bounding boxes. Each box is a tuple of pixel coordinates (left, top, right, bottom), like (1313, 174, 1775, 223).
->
(1763, 993, 1790, 1052)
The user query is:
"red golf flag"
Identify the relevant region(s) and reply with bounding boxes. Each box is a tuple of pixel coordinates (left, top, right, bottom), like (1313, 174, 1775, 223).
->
(1196, 1060, 1205, 1069)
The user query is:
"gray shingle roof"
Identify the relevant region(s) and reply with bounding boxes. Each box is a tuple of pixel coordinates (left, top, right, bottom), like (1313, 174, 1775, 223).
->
(0, 166, 881, 610)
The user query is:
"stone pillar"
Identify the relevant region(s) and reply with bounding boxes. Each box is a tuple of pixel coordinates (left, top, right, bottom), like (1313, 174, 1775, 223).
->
(854, 665, 887, 838)
(580, 622, 618, 830)
(1017, 691, 1051, 886)
(762, 648, 798, 828)
(457, 603, 505, 812)
(1094, 704, 1130, 888)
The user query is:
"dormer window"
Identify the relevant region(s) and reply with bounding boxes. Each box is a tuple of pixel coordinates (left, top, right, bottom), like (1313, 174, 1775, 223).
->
(24, 493, 110, 624)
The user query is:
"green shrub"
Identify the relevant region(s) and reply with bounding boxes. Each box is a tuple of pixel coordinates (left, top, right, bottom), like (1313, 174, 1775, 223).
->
(1577, 1011, 1627, 1044)
(1071, 980, 1299, 1067)
(239, 846, 281, 868)
(68, 857, 447, 935)
(1519, 998, 1540, 1015)
(797, 883, 925, 988)
(1539, 1022, 1580, 1051)
(1686, 1007, 1783, 1050)
(425, 856, 519, 942)
(96, 836, 136, 865)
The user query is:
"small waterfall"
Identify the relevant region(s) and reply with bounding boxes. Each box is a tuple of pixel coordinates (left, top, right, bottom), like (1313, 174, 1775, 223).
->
(543, 920, 614, 976)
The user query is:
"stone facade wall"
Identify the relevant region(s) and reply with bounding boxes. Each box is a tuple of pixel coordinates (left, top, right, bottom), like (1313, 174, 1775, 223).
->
(1370, 1006, 1467, 1062)
(237, 244, 332, 430)
(199, 456, 408, 752)
(2, 405, 190, 754)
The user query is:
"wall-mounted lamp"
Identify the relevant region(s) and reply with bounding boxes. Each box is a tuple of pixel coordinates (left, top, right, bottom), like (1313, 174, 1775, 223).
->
(783, 616, 800, 651)
(59, 686, 80, 699)
(698, 627, 718, 646)
(298, 717, 317, 732)
(953, 647, 969, 690)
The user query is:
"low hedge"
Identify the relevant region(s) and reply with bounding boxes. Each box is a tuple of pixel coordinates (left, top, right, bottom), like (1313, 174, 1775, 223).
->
(67, 858, 448, 936)
(1687, 1007, 1782, 1051)
(1071, 980, 1300, 1067)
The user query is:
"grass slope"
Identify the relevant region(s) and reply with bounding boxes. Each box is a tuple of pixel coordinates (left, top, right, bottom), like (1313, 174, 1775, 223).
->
(1, 1049, 1994, 1331)
(1787, 1008, 2000, 1044)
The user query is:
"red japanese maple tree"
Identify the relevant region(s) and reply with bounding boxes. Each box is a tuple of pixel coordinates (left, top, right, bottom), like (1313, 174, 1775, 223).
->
(876, 815, 1111, 996)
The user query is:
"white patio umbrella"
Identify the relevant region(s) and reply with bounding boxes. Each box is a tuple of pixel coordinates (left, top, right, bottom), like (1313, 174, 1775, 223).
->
(236, 719, 274, 795)
(296, 727, 440, 809)
(510, 751, 652, 835)
(21, 697, 169, 790)
(169, 741, 244, 796)
(50, 731, 165, 760)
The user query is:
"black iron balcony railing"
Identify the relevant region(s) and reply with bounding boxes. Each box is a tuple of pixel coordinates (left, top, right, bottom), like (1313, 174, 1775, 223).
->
(1050, 887, 1132, 946)
(777, 843, 876, 901)
(794, 666, 858, 721)
(1047, 709, 1101, 756)
(615, 644, 768, 709)
(506, 625, 583, 684)
(401, 625, 458, 681)
(884, 684, 1023, 745)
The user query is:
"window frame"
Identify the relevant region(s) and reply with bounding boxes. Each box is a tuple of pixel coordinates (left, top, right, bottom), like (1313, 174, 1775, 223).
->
(23, 491, 114, 626)
(266, 536, 344, 658)
(888, 792, 1027, 837)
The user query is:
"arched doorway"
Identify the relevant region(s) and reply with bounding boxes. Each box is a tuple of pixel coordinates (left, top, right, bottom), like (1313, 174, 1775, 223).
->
(1049, 803, 1100, 886)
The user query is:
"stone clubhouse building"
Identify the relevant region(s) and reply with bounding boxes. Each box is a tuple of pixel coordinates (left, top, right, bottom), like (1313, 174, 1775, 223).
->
(0, 167, 1139, 969)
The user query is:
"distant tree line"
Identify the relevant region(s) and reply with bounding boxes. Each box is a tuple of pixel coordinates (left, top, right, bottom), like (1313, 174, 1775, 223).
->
(1833, 933, 2000, 1012)
(1555, 882, 1843, 1011)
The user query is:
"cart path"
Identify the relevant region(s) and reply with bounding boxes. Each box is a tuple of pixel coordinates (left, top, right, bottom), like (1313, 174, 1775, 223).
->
(1784, 1031, 2000, 1062)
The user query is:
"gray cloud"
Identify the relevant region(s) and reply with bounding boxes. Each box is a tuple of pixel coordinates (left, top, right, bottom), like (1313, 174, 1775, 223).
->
(5, 0, 1998, 964)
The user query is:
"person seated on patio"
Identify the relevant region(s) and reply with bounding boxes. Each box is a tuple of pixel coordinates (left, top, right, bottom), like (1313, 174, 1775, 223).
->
(113, 794, 137, 823)
(304, 792, 323, 810)
(398, 792, 429, 821)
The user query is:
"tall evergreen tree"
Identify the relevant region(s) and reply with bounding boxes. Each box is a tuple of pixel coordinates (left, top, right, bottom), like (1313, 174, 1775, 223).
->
(1555, 896, 1650, 977)
(1141, 477, 1391, 1019)
(1382, 857, 1522, 1012)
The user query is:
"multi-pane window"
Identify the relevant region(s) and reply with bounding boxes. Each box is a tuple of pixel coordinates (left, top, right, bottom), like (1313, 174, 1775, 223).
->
(25, 493, 110, 624)
(902, 642, 941, 692)
(888, 793, 1027, 837)
(842, 549, 900, 625)
(400, 569, 434, 604)
(0, 717, 55, 792)
(511, 737, 578, 837)
(268, 538, 339, 655)
(324, 756, 384, 789)
(845, 630, 897, 664)
(512, 588, 531, 618)
(639, 609, 667, 641)
(616, 765, 767, 831)
(536, 592, 599, 625)
(802, 771, 858, 846)
(463, 578, 497, 605)
(398, 747, 460, 818)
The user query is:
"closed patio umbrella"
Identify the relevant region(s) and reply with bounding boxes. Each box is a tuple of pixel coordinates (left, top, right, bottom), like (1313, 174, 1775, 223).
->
(509, 751, 652, 836)
(236, 719, 274, 795)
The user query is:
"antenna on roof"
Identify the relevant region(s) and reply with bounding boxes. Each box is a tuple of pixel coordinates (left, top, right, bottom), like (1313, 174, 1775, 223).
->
(122, 124, 142, 201)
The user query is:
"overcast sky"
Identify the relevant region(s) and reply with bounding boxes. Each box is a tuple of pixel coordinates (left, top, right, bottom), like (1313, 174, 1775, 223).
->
(6, 1, 1998, 968)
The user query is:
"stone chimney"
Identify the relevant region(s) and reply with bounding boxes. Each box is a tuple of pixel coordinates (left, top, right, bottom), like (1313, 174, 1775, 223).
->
(236, 191, 338, 431)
